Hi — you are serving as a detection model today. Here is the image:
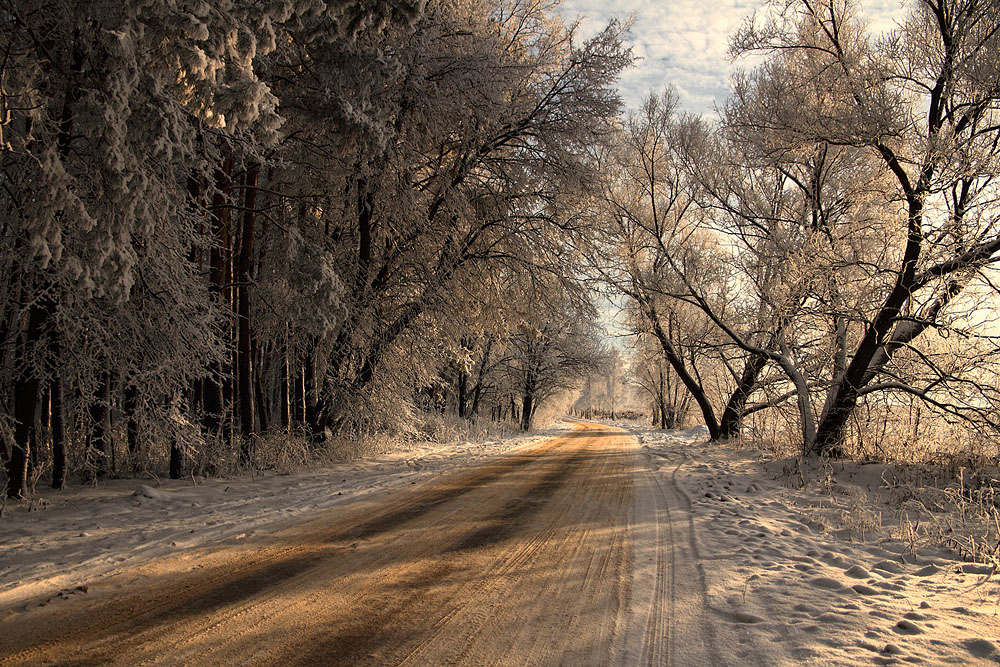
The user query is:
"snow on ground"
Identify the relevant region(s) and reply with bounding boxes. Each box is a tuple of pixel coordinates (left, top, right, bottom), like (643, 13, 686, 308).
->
(0, 423, 571, 612)
(627, 423, 1000, 666)
(3, 419, 998, 665)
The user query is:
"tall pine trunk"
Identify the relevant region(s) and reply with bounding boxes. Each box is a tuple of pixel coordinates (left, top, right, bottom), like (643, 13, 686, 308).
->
(50, 374, 66, 490)
(87, 371, 112, 480)
(237, 164, 259, 463)
(203, 158, 234, 436)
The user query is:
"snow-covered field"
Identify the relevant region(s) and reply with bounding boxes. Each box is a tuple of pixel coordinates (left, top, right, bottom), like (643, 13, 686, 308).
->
(628, 424, 1000, 665)
(2, 420, 998, 665)
(0, 424, 571, 613)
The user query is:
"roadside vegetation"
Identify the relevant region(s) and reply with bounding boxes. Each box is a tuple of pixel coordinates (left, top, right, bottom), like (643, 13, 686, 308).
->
(2, 0, 999, 576)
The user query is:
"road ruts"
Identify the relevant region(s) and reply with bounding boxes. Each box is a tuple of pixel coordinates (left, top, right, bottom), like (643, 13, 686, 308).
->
(0, 420, 637, 666)
(632, 445, 720, 666)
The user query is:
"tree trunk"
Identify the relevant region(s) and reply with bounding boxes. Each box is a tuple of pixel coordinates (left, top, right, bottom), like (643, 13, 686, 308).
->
(281, 332, 291, 431)
(811, 187, 926, 455)
(9, 373, 39, 498)
(254, 363, 268, 434)
(237, 164, 259, 462)
(657, 364, 668, 429)
(88, 371, 112, 480)
(646, 304, 721, 440)
(719, 352, 768, 440)
(469, 335, 493, 418)
(521, 393, 534, 431)
(123, 383, 140, 468)
(169, 440, 184, 480)
(457, 371, 468, 418)
(50, 375, 66, 490)
(304, 352, 327, 440)
(202, 157, 234, 437)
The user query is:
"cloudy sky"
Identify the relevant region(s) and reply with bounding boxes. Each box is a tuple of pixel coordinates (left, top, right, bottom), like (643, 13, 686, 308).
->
(556, 0, 910, 116)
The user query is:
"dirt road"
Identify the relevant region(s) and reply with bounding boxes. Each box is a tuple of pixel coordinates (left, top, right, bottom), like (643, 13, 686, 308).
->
(0, 420, 716, 666)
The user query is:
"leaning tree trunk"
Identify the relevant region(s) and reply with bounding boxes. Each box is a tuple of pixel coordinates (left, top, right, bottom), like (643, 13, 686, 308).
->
(719, 352, 768, 440)
(646, 303, 721, 440)
(812, 197, 924, 456)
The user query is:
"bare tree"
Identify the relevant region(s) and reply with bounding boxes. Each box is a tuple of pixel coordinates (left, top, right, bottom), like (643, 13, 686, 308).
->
(731, 0, 1000, 455)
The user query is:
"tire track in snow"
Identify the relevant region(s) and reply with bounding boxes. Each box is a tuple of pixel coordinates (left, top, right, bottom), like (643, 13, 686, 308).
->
(1, 422, 636, 666)
(631, 444, 720, 666)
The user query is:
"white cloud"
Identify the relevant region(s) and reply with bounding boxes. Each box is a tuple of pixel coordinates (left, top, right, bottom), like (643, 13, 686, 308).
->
(558, 0, 756, 114)
(556, 0, 909, 116)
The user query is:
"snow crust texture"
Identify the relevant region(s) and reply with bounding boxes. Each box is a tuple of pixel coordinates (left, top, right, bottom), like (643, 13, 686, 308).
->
(628, 424, 1000, 666)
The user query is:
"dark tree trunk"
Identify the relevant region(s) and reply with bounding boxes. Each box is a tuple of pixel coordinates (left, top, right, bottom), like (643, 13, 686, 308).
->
(203, 157, 233, 437)
(254, 364, 268, 434)
(88, 371, 112, 480)
(7, 288, 54, 498)
(469, 336, 493, 418)
(169, 440, 184, 480)
(812, 168, 927, 455)
(237, 165, 259, 462)
(167, 392, 188, 479)
(9, 374, 40, 498)
(280, 338, 291, 431)
(50, 375, 66, 490)
(123, 383, 140, 468)
(719, 352, 768, 440)
(304, 354, 325, 440)
(457, 371, 468, 418)
(657, 365, 669, 430)
(646, 303, 721, 440)
(299, 362, 307, 425)
(186, 173, 207, 433)
(520, 394, 534, 431)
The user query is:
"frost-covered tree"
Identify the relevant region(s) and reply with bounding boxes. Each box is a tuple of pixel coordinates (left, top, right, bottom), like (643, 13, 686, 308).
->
(0, 0, 629, 495)
(258, 0, 629, 438)
(0, 0, 286, 495)
(730, 0, 1000, 455)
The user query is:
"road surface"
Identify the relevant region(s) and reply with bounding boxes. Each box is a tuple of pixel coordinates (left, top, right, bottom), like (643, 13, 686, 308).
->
(1, 420, 717, 665)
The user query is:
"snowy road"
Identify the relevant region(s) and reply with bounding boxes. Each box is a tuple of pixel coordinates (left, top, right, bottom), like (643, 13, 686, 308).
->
(1, 420, 706, 665)
(4, 420, 998, 665)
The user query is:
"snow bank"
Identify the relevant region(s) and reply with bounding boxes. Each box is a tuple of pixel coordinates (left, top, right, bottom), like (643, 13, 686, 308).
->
(628, 425, 1000, 666)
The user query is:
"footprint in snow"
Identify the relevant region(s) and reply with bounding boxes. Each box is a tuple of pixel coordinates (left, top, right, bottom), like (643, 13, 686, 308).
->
(810, 576, 847, 591)
(872, 560, 905, 574)
(963, 638, 998, 660)
(726, 610, 765, 624)
(816, 611, 851, 624)
(893, 619, 923, 634)
(961, 563, 996, 575)
(820, 552, 847, 566)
